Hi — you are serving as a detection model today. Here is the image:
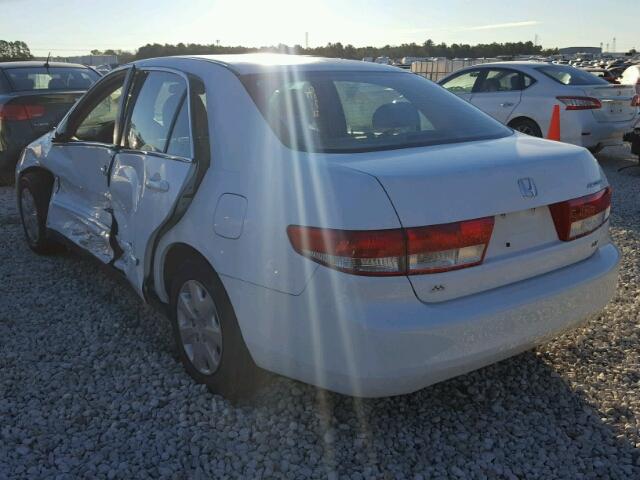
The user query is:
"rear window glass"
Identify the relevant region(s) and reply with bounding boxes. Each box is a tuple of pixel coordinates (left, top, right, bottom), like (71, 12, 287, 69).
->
(4, 67, 99, 91)
(242, 71, 511, 153)
(535, 65, 608, 86)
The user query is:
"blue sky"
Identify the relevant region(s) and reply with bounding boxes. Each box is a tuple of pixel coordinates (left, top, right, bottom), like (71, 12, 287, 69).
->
(1, 0, 637, 56)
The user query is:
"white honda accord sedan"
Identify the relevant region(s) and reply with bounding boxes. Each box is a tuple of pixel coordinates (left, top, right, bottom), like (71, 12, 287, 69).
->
(439, 62, 639, 152)
(16, 54, 619, 399)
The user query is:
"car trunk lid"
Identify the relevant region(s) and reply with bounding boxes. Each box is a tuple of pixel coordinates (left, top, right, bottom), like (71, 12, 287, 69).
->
(2, 91, 84, 135)
(338, 134, 607, 302)
(577, 84, 637, 123)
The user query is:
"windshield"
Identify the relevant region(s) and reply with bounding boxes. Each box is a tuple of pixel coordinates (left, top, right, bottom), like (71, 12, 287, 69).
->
(535, 65, 609, 86)
(4, 67, 100, 92)
(242, 71, 512, 153)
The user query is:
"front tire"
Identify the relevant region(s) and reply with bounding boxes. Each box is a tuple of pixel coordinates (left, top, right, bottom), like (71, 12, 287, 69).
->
(17, 173, 62, 254)
(509, 118, 543, 138)
(169, 260, 262, 400)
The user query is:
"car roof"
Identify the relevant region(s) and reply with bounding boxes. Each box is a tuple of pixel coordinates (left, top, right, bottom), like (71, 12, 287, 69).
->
(134, 53, 404, 75)
(460, 61, 549, 69)
(0, 61, 89, 69)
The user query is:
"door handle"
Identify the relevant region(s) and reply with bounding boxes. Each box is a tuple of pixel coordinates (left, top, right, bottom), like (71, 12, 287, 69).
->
(100, 164, 109, 176)
(501, 102, 515, 107)
(145, 178, 170, 192)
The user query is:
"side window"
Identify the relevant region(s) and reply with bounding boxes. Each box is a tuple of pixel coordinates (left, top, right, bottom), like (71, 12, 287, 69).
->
(441, 70, 481, 94)
(523, 74, 535, 89)
(125, 71, 187, 153)
(477, 69, 523, 93)
(0, 71, 9, 94)
(74, 78, 125, 144)
(166, 101, 191, 157)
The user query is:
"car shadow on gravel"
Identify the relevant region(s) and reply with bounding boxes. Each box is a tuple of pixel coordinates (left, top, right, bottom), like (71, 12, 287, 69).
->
(248, 347, 640, 478)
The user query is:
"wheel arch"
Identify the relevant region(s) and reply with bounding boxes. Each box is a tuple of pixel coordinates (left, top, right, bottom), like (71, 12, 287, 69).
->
(159, 242, 215, 303)
(507, 115, 544, 137)
(18, 166, 55, 185)
(507, 115, 541, 129)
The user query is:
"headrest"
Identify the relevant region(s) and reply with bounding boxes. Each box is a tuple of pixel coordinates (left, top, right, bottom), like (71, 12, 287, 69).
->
(372, 102, 420, 131)
(48, 78, 66, 90)
(13, 77, 35, 91)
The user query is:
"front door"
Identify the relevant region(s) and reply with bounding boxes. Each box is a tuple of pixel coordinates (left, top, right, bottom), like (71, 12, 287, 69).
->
(46, 70, 129, 262)
(110, 69, 199, 296)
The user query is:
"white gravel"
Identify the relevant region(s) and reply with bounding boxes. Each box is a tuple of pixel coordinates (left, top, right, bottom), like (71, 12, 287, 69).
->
(1, 146, 640, 479)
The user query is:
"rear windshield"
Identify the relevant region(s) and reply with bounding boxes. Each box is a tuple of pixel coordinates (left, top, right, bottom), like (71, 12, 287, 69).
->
(4, 67, 100, 92)
(535, 65, 608, 86)
(241, 71, 512, 153)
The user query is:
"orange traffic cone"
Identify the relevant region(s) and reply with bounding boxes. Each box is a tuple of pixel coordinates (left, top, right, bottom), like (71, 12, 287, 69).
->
(546, 104, 561, 141)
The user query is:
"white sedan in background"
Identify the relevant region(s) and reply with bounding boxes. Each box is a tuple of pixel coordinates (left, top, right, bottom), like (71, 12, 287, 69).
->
(440, 62, 639, 152)
(16, 54, 619, 399)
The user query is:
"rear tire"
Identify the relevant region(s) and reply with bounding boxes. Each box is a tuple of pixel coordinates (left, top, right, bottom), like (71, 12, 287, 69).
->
(509, 118, 543, 138)
(169, 260, 262, 401)
(17, 173, 63, 255)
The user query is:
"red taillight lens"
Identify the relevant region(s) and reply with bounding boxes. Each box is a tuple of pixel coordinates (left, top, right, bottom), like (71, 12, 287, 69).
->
(632, 95, 640, 107)
(287, 217, 495, 276)
(549, 187, 611, 242)
(556, 96, 602, 111)
(0, 104, 45, 121)
(406, 217, 494, 274)
(286, 226, 406, 276)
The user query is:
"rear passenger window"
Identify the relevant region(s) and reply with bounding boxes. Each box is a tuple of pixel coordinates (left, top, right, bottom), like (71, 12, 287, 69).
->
(166, 101, 192, 158)
(477, 69, 523, 92)
(126, 71, 187, 153)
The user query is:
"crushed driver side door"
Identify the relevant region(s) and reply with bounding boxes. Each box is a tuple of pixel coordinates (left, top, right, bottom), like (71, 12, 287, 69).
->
(46, 68, 132, 262)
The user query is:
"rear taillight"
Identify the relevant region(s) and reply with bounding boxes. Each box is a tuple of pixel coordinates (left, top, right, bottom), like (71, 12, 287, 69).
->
(406, 217, 494, 274)
(0, 104, 45, 121)
(556, 96, 602, 111)
(632, 95, 640, 107)
(286, 226, 405, 276)
(549, 187, 611, 242)
(287, 217, 495, 276)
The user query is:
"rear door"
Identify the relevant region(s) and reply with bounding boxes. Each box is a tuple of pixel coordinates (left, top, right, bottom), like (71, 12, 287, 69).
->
(439, 69, 483, 102)
(46, 69, 131, 262)
(110, 68, 204, 296)
(469, 68, 524, 123)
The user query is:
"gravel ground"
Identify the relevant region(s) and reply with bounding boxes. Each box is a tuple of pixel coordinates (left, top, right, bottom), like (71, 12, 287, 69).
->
(1, 146, 640, 479)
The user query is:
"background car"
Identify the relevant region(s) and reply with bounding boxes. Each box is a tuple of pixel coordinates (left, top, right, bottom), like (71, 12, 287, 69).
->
(619, 65, 640, 94)
(0, 61, 100, 184)
(439, 62, 639, 152)
(583, 68, 619, 84)
(16, 55, 619, 399)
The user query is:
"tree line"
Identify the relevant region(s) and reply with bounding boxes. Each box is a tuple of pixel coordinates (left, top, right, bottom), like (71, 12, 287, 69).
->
(98, 39, 559, 62)
(0, 40, 32, 61)
(2, 38, 558, 64)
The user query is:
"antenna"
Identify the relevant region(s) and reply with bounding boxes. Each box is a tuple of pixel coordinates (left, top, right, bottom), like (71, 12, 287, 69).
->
(44, 52, 51, 69)
(612, 37, 616, 53)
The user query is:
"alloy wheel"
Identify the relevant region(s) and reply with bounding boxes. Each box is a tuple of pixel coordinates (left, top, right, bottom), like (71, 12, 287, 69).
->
(176, 280, 223, 375)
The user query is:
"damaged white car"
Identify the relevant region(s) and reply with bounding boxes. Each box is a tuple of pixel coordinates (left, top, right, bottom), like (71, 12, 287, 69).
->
(16, 54, 619, 399)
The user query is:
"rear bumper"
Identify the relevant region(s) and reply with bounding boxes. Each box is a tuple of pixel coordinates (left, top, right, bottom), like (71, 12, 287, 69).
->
(561, 112, 635, 148)
(225, 243, 620, 397)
